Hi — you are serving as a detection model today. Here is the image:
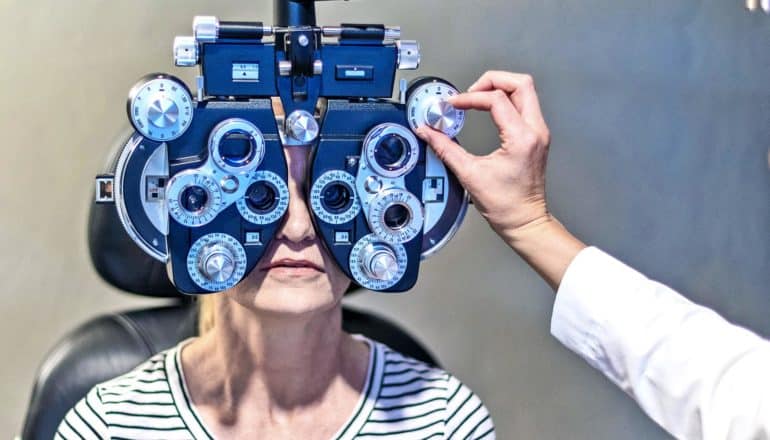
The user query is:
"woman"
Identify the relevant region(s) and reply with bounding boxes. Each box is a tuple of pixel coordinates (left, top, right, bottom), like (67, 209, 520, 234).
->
(55, 144, 495, 439)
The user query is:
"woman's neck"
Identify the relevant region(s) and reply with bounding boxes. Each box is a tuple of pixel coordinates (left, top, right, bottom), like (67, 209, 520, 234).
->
(182, 297, 369, 423)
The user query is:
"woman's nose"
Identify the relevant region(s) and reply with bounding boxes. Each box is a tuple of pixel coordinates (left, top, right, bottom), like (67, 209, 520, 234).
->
(276, 192, 316, 243)
(275, 146, 317, 244)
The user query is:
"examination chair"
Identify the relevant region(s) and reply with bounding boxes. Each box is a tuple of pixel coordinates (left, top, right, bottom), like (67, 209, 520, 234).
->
(20, 145, 438, 440)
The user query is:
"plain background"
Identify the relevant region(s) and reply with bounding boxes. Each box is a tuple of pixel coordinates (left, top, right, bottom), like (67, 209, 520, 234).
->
(2, 0, 769, 438)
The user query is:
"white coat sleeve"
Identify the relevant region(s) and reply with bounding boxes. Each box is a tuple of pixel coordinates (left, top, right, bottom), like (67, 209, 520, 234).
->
(550, 246, 770, 440)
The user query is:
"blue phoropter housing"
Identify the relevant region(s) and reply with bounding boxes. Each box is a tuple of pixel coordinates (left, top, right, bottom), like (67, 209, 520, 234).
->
(96, 0, 469, 294)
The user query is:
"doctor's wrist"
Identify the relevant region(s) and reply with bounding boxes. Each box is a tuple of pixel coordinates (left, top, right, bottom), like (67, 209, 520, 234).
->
(503, 215, 587, 290)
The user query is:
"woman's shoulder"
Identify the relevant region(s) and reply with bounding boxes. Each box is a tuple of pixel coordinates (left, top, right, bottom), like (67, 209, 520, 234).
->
(55, 346, 188, 439)
(93, 348, 172, 397)
(360, 340, 496, 439)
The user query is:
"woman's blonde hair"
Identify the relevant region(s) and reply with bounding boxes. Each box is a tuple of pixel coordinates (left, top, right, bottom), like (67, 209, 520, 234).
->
(198, 295, 216, 335)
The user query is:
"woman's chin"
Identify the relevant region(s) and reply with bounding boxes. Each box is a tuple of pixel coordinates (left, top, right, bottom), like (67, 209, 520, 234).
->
(235, 272, 340, 316)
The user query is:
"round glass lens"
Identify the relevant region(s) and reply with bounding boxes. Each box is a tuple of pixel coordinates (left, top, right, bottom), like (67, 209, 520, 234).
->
(246, 181, 277, 213)
(383, 203, 411, 230)
(219, 131, 255, 167)
(374, 134, 408, 169)
(322, 183, 352, 214)
(181, 186, 209, 213)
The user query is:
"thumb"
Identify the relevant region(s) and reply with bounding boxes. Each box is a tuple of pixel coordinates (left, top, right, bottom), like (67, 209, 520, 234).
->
(415, 127, 476, 185)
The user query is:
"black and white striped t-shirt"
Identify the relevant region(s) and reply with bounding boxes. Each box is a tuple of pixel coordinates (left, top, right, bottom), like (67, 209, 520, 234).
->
(56, 336, 495, 439)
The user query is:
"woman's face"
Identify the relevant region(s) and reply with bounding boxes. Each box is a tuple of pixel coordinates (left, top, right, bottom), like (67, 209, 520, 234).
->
(226, 146, 352, 315)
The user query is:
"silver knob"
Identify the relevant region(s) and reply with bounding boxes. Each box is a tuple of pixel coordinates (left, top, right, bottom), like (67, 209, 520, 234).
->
(426, 100, 459, 132)
(193, 16, 219, 43)
(285, 110, 319, 144)
(364, 176, 383, 194)
(174, 36, 199, 67)
(396, 40, 420, 70)
(198, 245, 236, 283)
(147, 97, 179, 128)
(361, 244, 399, 281)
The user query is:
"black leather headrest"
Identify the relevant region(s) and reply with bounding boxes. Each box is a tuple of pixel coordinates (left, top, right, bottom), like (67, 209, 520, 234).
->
(88, 196, 180, 297)
(88, 131, 180, 297)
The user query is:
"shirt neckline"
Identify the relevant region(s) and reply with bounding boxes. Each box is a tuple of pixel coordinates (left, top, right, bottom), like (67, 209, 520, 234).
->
(166, 334, 383, 440)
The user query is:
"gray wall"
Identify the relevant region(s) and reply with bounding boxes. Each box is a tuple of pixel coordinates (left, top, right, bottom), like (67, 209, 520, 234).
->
(1, 0, 768, 438)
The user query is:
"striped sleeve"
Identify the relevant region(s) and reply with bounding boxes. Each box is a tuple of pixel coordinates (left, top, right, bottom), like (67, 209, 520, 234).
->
(444, 375, 495, 439)
(55, 387, 110, 439)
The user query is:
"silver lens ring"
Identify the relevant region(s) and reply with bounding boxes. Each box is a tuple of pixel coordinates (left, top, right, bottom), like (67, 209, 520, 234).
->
(166, 170, 223, 227)
(236, 170, 290, 225)
(209, 118, 265, 175)
(367, 188, 424, 244)
(310, 170, 361, 225)
(363, 123, 420, 178)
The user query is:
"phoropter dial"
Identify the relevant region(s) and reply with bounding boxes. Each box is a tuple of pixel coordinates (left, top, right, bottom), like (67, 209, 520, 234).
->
(310, 170, 361, 224)
(237, 170, 290, 225)
(406, 77, 465, 139)
(187, 233, 247, 292)
(349, 234, 408, 290)
(127, 73, 194, 142)
(367, 188, 424, 244)
(166, 171, 223, 227)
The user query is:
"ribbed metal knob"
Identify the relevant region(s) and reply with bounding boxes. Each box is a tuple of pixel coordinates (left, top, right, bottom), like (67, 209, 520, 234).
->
(426, 100, 459, 132)
(285, 110, 319, 144)
(361, 244, 399, 281)
(147, 98, 179, 128)
(198, 245, 235, 283)
(193, 16, 219, 43)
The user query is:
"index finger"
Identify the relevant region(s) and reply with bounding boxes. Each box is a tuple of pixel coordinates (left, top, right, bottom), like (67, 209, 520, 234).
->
(447, 90, 529, 139)
(467, 71, 547, 132)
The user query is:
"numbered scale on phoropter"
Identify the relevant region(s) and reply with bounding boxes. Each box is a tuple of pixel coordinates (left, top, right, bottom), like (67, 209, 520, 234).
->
(406, 77, 466, 139)
(127, 74, 194, 142)
(349, 234, 409, 291)
(187, 233, 248, 292)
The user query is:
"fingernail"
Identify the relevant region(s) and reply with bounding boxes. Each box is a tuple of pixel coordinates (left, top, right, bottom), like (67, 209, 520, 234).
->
(414, 127, 428, 140)
(467, 81, 478, 92)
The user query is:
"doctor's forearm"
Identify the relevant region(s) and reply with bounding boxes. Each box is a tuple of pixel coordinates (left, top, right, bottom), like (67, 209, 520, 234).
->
(502, 215, 586, 291)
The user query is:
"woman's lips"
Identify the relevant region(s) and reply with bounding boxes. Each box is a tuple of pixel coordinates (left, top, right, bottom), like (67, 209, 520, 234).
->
(260, 258, 325, 273)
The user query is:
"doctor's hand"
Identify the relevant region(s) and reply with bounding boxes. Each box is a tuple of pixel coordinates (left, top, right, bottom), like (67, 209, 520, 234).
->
(416, 71, 585, 289)
(415, 71, 551, 243)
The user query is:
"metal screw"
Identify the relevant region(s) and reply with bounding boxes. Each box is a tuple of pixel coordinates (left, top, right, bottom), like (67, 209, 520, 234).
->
(298, 34, 309, 47)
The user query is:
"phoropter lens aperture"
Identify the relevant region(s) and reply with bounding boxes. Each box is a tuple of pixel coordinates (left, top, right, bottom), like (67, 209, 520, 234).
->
(246, 181, 277, 213)
(383, 203, 411, 230)
(363, 124, 419, 178)
(322, 182, 353, 214)
(181, 186, 209, 213)
(374, 134, 408, 170)
(219, 131, 255, 167)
